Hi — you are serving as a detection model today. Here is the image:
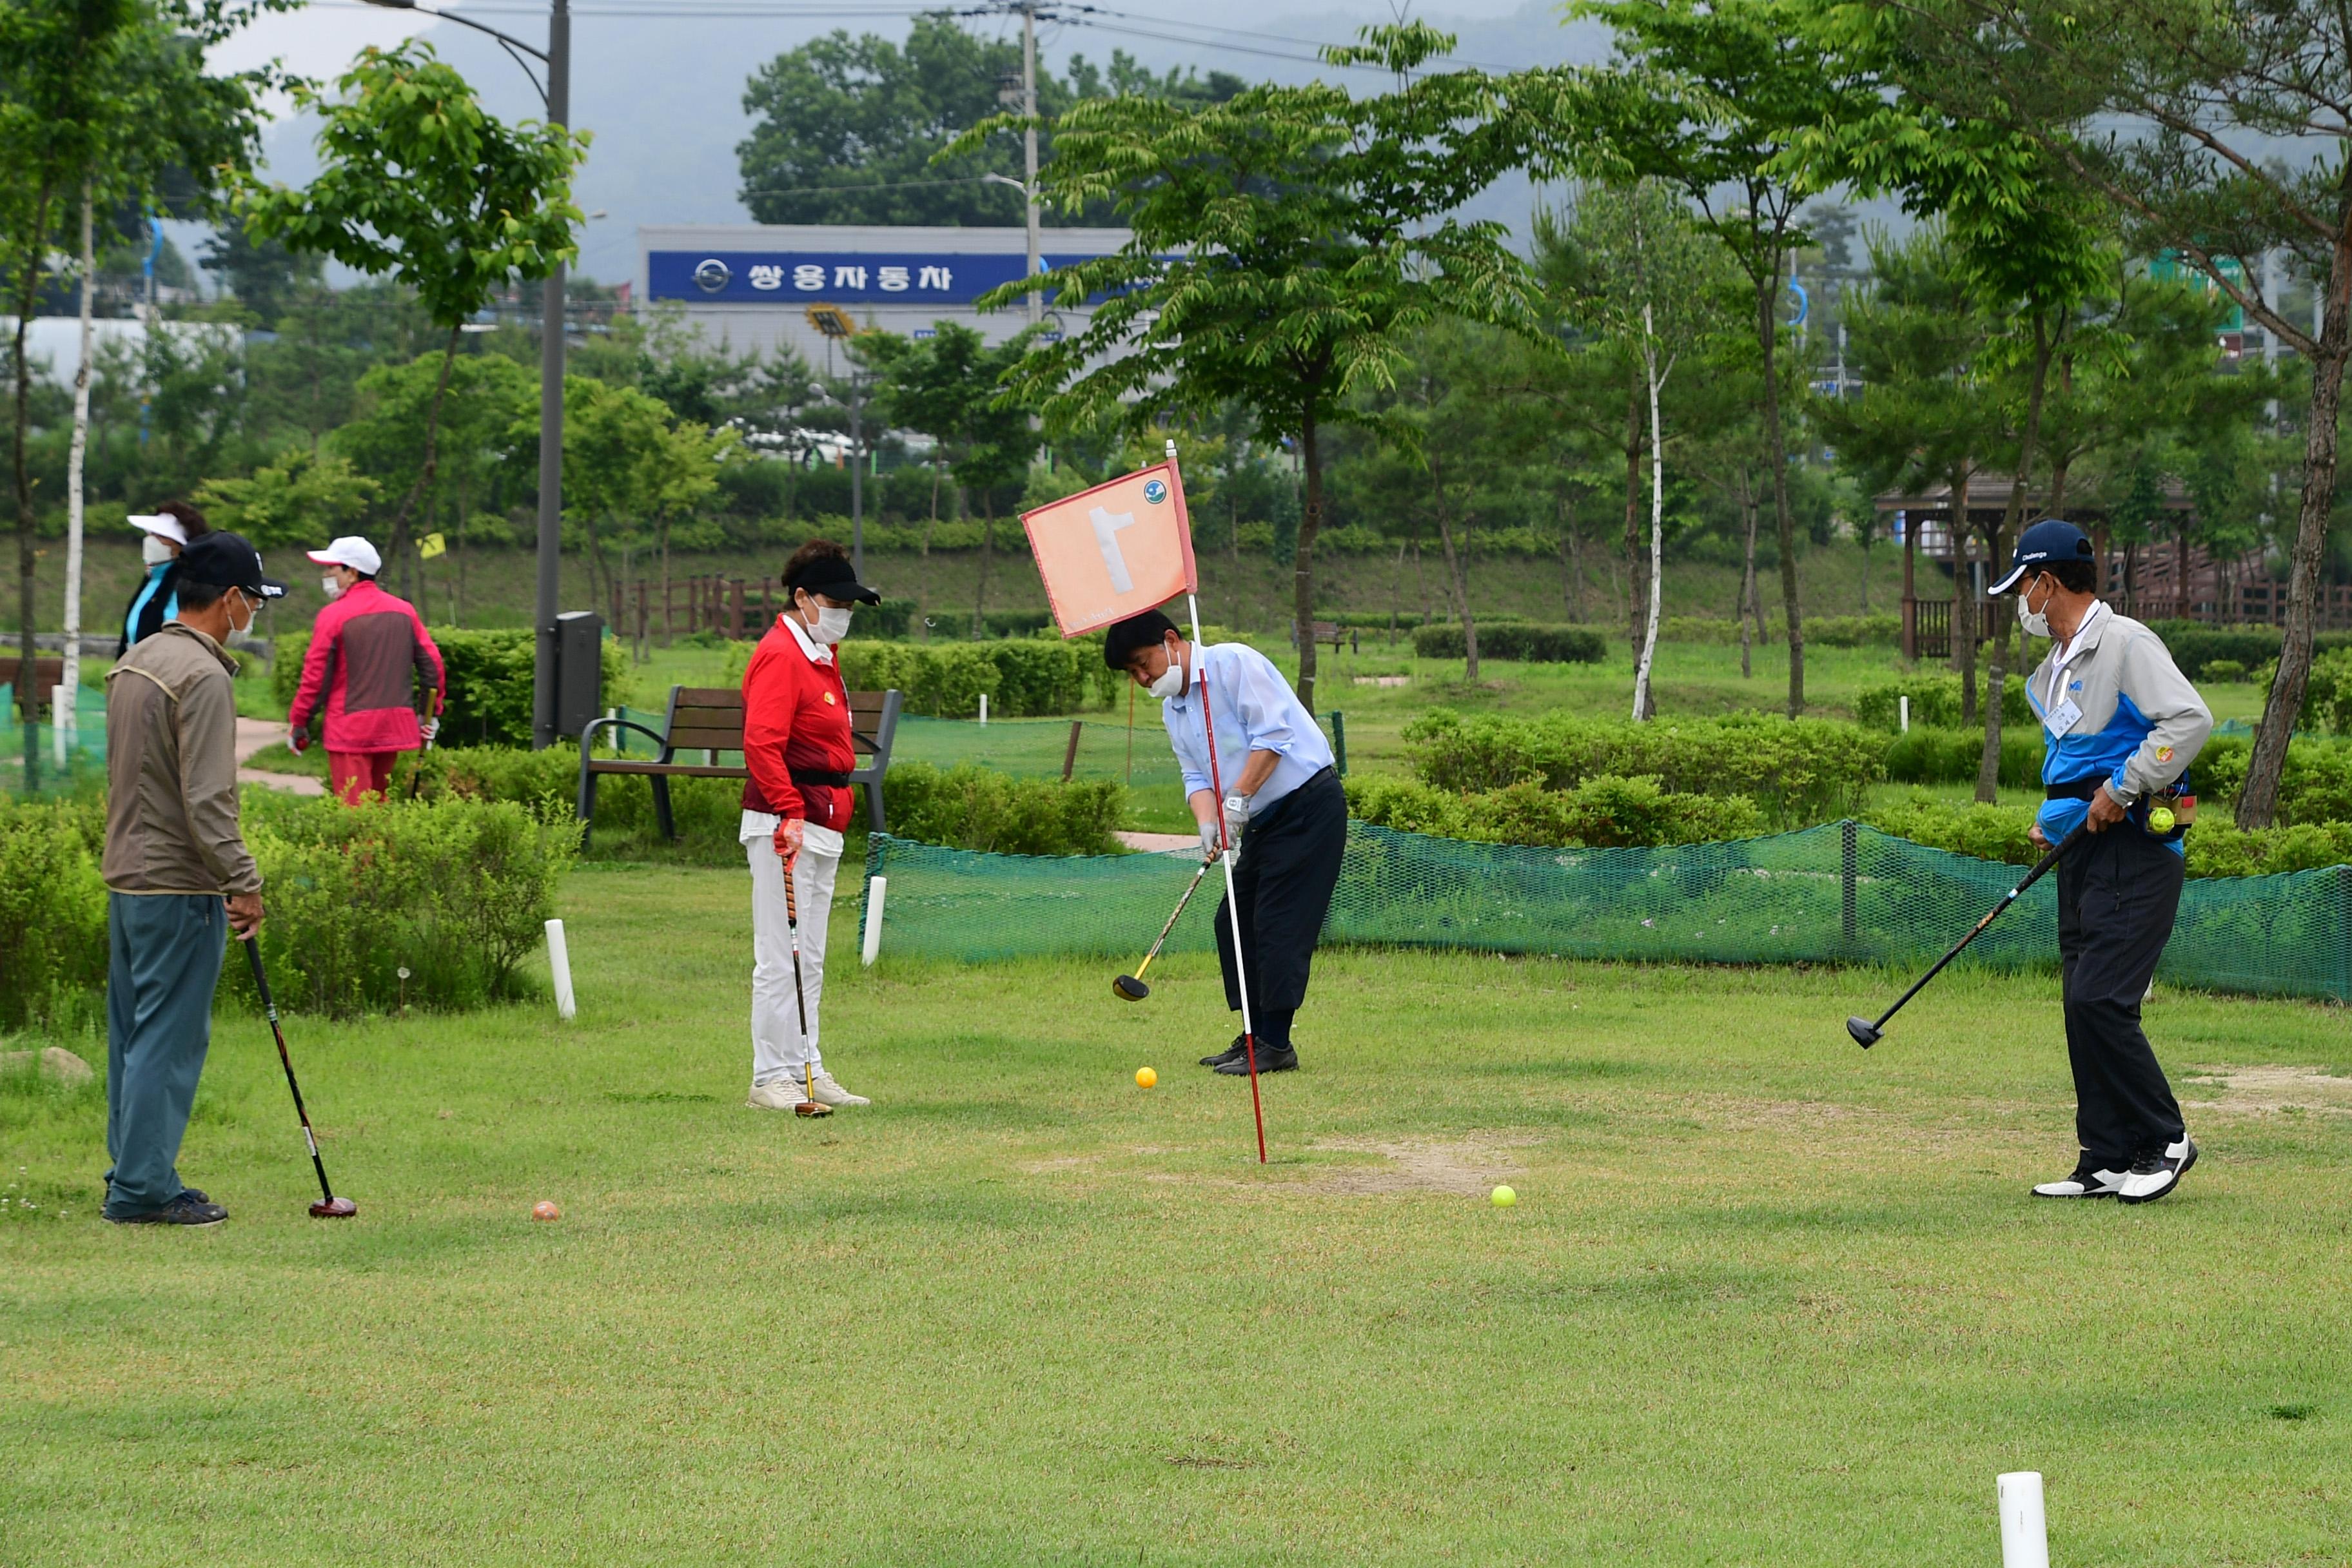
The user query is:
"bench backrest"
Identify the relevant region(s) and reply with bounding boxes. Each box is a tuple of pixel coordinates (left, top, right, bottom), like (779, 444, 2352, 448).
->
(661, 685, 897, 761)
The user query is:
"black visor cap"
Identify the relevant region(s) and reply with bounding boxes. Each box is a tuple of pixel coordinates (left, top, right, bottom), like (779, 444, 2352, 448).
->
(787, 555, 882, 605)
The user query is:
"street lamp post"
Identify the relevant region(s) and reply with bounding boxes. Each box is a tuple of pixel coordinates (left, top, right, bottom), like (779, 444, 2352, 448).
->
(360, 0, 571, 749)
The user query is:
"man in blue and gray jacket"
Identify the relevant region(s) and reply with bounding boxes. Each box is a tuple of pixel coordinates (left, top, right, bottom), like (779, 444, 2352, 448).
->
(1995, 518, 2212, 1206)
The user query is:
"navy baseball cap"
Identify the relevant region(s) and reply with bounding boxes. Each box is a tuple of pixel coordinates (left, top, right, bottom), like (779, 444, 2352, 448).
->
(175, 531, 288, 600)
(1992, 518, 2094, 594)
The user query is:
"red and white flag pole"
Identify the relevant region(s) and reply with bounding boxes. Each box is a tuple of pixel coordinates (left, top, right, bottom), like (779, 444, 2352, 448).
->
(1170, 440, 1267, 1164)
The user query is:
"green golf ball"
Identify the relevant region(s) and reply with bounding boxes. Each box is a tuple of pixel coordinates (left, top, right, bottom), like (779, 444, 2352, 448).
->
(1491, 1185, 1517, 1208)
(2148, 806, 2176, 833)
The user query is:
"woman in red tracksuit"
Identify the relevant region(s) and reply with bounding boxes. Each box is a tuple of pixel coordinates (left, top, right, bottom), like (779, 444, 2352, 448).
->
(740, 539, 882, 1111)
(286, 535, 446, 804)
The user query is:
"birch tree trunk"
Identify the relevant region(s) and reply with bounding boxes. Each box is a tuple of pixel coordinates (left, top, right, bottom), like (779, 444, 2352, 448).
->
(1631, 303, 1669, 723)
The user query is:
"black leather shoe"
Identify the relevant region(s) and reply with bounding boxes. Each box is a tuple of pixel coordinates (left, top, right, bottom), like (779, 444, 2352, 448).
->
(1215, 1044, 1298, 1074)
(1199, 1035, 1248, 1068)
(105, 1195, 228, 1227)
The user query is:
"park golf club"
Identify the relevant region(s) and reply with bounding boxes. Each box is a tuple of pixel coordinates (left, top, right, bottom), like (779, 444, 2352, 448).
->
(240, 936, 358, 1218)
(1846, 821, 2087, 1048)
(782, 859, 832, 1118)
(1113, 850, 1218, 1001)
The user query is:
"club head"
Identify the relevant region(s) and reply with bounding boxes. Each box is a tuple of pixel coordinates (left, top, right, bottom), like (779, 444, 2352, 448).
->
(309, 1197, 358, 1219)
(1845, 1016, 1883, 1050)
(794, 1101, 832, 1118)
(1113, 974, 1150, 1002)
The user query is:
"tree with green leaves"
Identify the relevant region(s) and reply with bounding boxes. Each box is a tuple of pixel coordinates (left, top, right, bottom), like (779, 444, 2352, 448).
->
(967, 21, 1566, 709)
(862, 321, 1035, 636)
(239, 41, 586, 596)
(193, 447, 377, 547)
(1542, 179, 1740, 718)
(738, 18, 1244, 228)
(5, 0, 282, 780)
(547, 376, 735, 647)
(1575, 0, 1875, 717)
(1820, 0, 2348, 824)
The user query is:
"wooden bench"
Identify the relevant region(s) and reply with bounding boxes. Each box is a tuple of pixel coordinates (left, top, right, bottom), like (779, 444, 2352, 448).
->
(1294, 620, 1346, 655)
(6, 656, 64, 720)
(576, 684, 903, 849)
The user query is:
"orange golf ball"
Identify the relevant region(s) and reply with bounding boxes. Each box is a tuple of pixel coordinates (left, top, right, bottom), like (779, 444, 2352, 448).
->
(1135, 1066, 1157, 1088)
(531, 1200, 561, 1222)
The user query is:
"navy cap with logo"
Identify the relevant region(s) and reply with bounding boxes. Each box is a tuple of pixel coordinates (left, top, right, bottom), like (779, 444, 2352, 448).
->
(1991, 518, 2094, 594)
(175, 531, 288, 600)
(784, 552, 882, 605)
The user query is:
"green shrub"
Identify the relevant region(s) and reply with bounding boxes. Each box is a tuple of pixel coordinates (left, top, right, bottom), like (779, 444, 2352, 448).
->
(231, 792, 574, 1017)
(835, 636, 1110, 717)
(1882, 726, 2045, 789)
(2203, 658, 2248, 683)
(1862, 789, 2352, 876)
(885, 762, 1125, 855)
(273, 626, 627, 747)
(0, 798, 108, 1031)
(1855, 673, 2030, 732)
(1347, 774, 1765, 848)
(1409, 623, 1607, 663)
(1403, 710, 1883, 826)
(1644, 614, 1897, 647)
(2171, 734, 2352, 826)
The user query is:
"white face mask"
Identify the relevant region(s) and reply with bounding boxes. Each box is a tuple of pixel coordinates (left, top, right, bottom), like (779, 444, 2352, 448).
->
(2017, 577, 2052, 640)
(810, 605, 852, 645)
(142, 535, 175, 567)
(321, 574, 345, 600)
(1146, 649, 1186, 700)
(227, 589, 257, 638)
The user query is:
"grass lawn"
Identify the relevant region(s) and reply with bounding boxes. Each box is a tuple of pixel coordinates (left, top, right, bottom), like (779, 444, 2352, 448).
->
(5, 864, 2349, 1563)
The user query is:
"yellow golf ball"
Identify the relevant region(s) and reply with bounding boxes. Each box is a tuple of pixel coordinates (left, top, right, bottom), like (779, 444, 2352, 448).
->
(1135, 1066, 1157, 1088)
(2148, 806, 2176, 833)
(1491, 1185, 1517, 1208)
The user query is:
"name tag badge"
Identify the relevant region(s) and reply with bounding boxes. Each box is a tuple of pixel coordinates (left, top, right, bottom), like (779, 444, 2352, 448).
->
(2044, 698, 2082, 738)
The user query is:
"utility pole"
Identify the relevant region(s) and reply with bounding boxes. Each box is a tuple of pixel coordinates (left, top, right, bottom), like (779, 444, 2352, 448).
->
(1022, 0, 1041, 331)
(532, 0, 571, 748)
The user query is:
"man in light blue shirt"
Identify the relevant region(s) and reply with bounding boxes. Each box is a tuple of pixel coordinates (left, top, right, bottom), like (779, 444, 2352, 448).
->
(1106, 608, 1345, 1075)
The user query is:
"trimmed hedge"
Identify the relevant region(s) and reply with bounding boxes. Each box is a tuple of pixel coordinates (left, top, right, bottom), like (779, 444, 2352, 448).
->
(1656, 614, 1901, 647)
(1856, 674, 2031, 732)
(1404, 710, 1884, 827)
(832, 636, 1119, 718)
(885, 762, 1126, 856)
(1410, 623, 1608, 663)
(2191, 734, 2352, 826)
(0, 798, 108, 1032)
(1862, 790, 2352, 878)
(1347, 774, 1765, 848)
(273, 625, 628, 747)
(2255, 646, 2352, 734)
(1881, 725, 2045, 789)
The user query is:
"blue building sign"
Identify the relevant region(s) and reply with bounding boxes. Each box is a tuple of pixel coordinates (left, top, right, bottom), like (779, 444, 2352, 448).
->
(648, 250, 1103, 307)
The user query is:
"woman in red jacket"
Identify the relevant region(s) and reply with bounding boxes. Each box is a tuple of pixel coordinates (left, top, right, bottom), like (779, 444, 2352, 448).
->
(741, 540, 881, 1111)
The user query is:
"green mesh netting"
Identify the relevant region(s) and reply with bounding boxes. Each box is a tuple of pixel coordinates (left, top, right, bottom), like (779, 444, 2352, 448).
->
(863, 822, 2352, 1003)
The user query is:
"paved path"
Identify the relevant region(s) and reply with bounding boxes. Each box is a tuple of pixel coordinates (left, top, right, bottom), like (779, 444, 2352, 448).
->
(235, 716, 326, 796)
(1117, 831, 1200, 855)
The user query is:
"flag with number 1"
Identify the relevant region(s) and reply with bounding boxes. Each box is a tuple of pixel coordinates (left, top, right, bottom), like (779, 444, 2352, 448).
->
(1020, 460, 1197, 636)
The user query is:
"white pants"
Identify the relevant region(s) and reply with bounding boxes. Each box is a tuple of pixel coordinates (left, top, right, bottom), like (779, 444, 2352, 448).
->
(745, 820, 843, 1086)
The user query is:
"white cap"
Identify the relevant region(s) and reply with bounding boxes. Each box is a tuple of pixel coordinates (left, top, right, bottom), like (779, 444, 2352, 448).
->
(128, 512, 188, 547)
(306, 536, 382, 576)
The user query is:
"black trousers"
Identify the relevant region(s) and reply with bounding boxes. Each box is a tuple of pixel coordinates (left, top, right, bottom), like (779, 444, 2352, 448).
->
(2055, 824, 2188, 1166)
(1215, 768, 1346, 1043)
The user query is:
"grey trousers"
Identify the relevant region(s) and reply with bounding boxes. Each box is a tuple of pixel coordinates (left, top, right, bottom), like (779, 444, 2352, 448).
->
(104, 893, 227, 1218)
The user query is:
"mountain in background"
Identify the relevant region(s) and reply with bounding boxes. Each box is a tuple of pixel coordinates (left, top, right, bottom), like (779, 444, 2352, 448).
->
(244, 1, 1614, 284)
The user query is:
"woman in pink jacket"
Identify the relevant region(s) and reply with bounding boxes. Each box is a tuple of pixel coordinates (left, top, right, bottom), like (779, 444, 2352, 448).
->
(287, 536, 447, 804)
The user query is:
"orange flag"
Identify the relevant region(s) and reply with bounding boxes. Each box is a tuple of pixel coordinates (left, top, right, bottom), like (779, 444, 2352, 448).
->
(1021, 460, 1197, 636)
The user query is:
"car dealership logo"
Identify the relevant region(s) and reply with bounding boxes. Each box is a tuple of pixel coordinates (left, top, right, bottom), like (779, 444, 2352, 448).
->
(692, 258, 730, 294)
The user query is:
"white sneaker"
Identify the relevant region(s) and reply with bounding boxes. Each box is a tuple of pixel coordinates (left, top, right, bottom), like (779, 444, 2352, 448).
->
(804, 1067, 870, 1107)
(746, 1081, 803, 1111)
(2117, 1137, 2197, 1204)
(2032, 1161, 2128, 1199)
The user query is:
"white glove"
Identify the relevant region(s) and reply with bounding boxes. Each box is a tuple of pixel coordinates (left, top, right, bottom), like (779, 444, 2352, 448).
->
(421, 716, 440, 746)
(1198, 817, 1222, 859)
(1222, 794, 1251, 848)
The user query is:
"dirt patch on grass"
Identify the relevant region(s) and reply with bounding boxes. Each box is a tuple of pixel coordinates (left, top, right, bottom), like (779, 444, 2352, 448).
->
(2181, 1066, 2352, 1115)
(1305, 1133, 1542, 1195)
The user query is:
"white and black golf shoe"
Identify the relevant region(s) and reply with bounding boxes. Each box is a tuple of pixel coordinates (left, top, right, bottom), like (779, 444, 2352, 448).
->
(2117, 1137, 2197, 1205)
(2032, 1161, 2129, 1200)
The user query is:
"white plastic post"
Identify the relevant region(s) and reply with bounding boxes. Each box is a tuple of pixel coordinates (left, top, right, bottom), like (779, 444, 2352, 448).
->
(978, 692, 988, 725)
(51, 685, 67, 768)
(1899, 694, 1910, 733)
(1997, 1473, 2049, 1568)
(545, 917, 577, 1021)
(861, 875, 887, 966)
